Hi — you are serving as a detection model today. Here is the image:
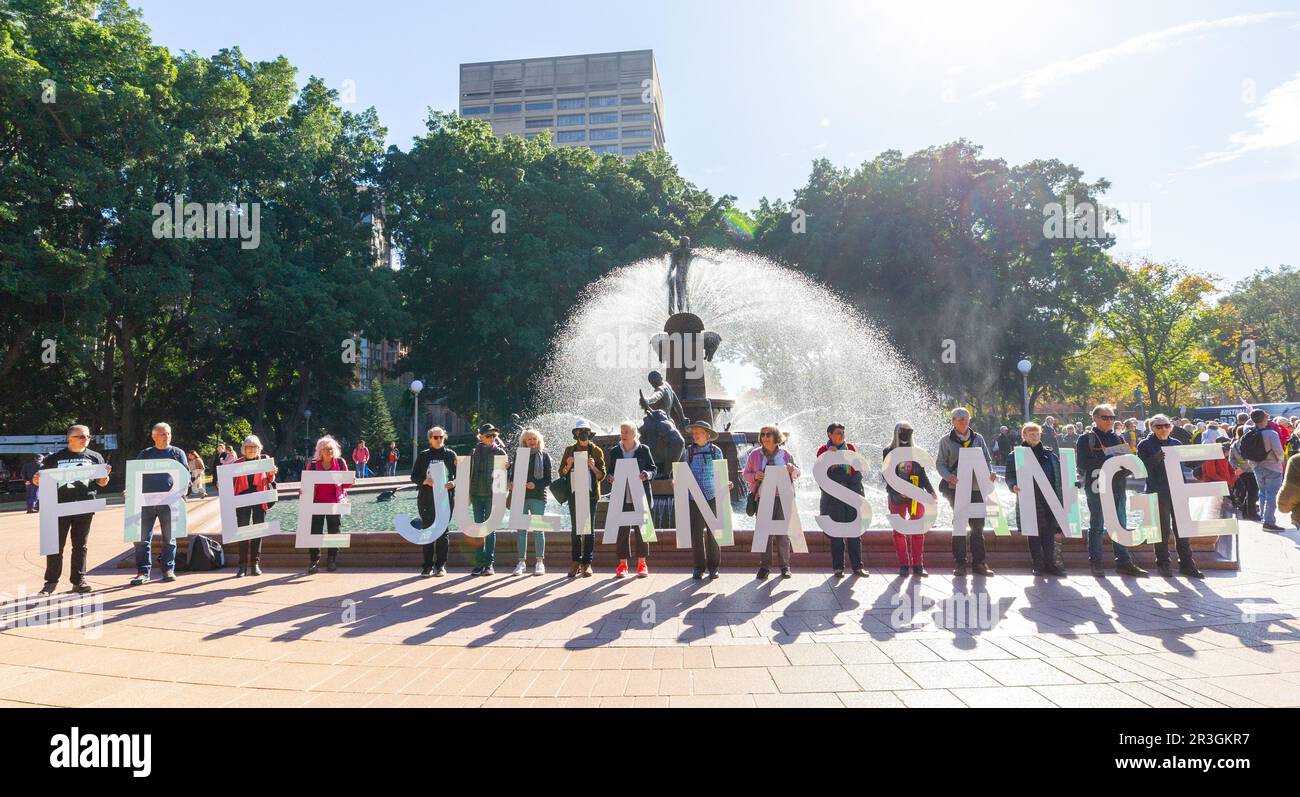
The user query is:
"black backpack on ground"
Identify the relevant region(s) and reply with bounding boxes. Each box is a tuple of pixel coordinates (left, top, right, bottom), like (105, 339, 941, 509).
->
(1239, 429, 1268, 463)
(182, 535, 226, 571)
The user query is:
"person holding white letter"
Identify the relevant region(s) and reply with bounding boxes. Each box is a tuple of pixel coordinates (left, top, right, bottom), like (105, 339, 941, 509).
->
(129, 422, 189, 586)
(411, 427, 457, 577)
(935, 407, 996, 577)
(1004, 422, 1066, 577)
(34, 425, 110, 596)
(742, 424, 799, 580)
(231, 435, 277, 577)
(605, 421, 656, 578)
(305, 436, 349, 574)
(1136, 415, 1203, 578)
(817, 423, 869, 578)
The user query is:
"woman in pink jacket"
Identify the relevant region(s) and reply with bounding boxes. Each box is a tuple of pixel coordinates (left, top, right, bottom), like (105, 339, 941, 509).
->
(742, 424, 801, 580)
(351, 441, 371, 478)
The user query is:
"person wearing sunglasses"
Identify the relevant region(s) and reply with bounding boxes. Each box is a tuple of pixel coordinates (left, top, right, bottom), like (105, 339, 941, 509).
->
(559, 419, 607, 578)
(1076, 404, 1147, 577)
(1136, 414, 1204, 578)
(469, 423, 508, 576)
(411, 426, 458, 577)
(33, 425, 111, 596)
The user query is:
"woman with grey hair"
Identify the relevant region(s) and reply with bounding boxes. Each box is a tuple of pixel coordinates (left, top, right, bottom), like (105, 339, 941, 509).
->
(232, 435, 277, 577)
(305, 435, 349, 574)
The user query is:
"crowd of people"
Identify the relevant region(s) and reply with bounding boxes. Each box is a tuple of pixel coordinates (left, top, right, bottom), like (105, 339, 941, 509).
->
(25, 402, 1300, 597)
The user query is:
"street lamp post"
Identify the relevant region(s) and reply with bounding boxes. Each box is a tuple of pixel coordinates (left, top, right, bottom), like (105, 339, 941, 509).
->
(1198, 371, 1210, 406)
(302, 409, 312, 458)
(410, 379, 424, 467)
(1133, 387, 1144, 421)
(1017, 359, 1033, 422)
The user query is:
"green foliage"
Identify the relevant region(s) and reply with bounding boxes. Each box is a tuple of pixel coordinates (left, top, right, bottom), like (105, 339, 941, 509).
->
(360, 378, 397, 447)
(383, 113, 729, 418)
(750, 141, 1120, 418)
(1088, 260, 1218, 411)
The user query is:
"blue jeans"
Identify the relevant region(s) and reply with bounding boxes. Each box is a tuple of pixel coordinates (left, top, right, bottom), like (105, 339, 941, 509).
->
(1086, 481, 1131, 565)
(134, 504, 177, 576)
(1257, 467, 1284, 526)
(25, 483, 38, 511)
(516, 498, 546, 561)
(386, 461, 397, 477)
(472, 494, 496, 567)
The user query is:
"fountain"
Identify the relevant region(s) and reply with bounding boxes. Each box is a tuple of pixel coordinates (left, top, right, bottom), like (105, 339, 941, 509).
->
(530, 247, 949, 529)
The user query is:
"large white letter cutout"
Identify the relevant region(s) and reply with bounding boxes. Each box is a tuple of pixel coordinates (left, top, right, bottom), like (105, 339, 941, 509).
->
(1011, 447, 1075, 538)
(1164, 444, 1240, 538)
(881, 447, 937, 535)
(751, 464, 808, 554)
(123, 459, 191, 543)
(951, 447, 997, 535)
(602, 457, 652, 543)
(452, 453, 508, 537)
(37, 464, 109, 556)
(1097, 454, 1159, 546)
(812, 450, 873, 537)
(295, 468, 355, 549)
(217, 459, 280, 542)
(395, 461, 452, 544)
(672, 458, 733, 546)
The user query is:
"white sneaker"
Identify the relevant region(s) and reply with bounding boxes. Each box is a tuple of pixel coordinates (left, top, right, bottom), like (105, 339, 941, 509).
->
(533, 561, 545, 576)
(512, 560, 527, 576)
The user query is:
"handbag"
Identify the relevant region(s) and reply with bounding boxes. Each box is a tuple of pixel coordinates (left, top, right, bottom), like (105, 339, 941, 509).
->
(745, 450, 785, 517)
(549, 475, 572, 505)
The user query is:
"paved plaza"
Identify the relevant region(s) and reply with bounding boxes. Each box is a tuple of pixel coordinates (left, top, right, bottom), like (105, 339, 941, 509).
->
(2, 502, 1300, 708)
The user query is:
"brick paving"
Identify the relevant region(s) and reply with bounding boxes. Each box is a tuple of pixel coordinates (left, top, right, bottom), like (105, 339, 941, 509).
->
(2, 504, 1299, 707)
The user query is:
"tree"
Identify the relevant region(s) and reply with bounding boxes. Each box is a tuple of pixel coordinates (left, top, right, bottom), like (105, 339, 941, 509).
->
(1210, 265, 1300, 402)
(383, 114, 728, 420)
(1089, 260, 1217, 412)
(0, 2, 404, 463)
(750, 141, 1120, 415)
(360, 379, 397, 449)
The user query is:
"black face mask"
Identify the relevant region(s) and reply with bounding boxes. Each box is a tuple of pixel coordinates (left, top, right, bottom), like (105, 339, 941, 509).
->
(898, 432, 913, 445)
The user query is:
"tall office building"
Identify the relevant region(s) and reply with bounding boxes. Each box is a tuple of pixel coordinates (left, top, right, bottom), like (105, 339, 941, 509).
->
(459, 50, 665, 158)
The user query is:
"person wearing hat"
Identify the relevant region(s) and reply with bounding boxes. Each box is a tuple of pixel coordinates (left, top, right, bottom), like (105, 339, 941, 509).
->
(742, 423, 800, 580)
(680, 419, 730, 579)
(559, 419, 607, 577)
(469, 423, 508, 576)
(816, 423, 869, 578)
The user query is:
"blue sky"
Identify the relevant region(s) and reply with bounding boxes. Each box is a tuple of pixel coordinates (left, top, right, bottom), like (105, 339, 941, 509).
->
(131, 0, 1299, 285)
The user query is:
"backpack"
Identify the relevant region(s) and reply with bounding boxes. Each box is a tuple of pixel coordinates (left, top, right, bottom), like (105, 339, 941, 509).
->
(1239, 429, 1268, 463)
(183, 535, 226, 571)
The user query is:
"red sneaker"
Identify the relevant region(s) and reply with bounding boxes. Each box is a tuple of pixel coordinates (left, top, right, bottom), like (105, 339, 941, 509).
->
(636, 561, 649, 578)
(614, 562, 629, 578)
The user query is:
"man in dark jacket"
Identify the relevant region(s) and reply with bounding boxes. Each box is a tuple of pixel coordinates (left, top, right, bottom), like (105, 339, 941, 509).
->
(1076, 404, 1148, 577)
(468, 423, 508, 576)
(411, 426, 458, 577)
(935, 408, 998, 577)
(1137, 415, 1203, 578)
(34, 425, 111, 595)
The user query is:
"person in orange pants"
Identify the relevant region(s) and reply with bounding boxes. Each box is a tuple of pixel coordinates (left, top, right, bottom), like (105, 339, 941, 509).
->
(883, 422, 936, 577)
